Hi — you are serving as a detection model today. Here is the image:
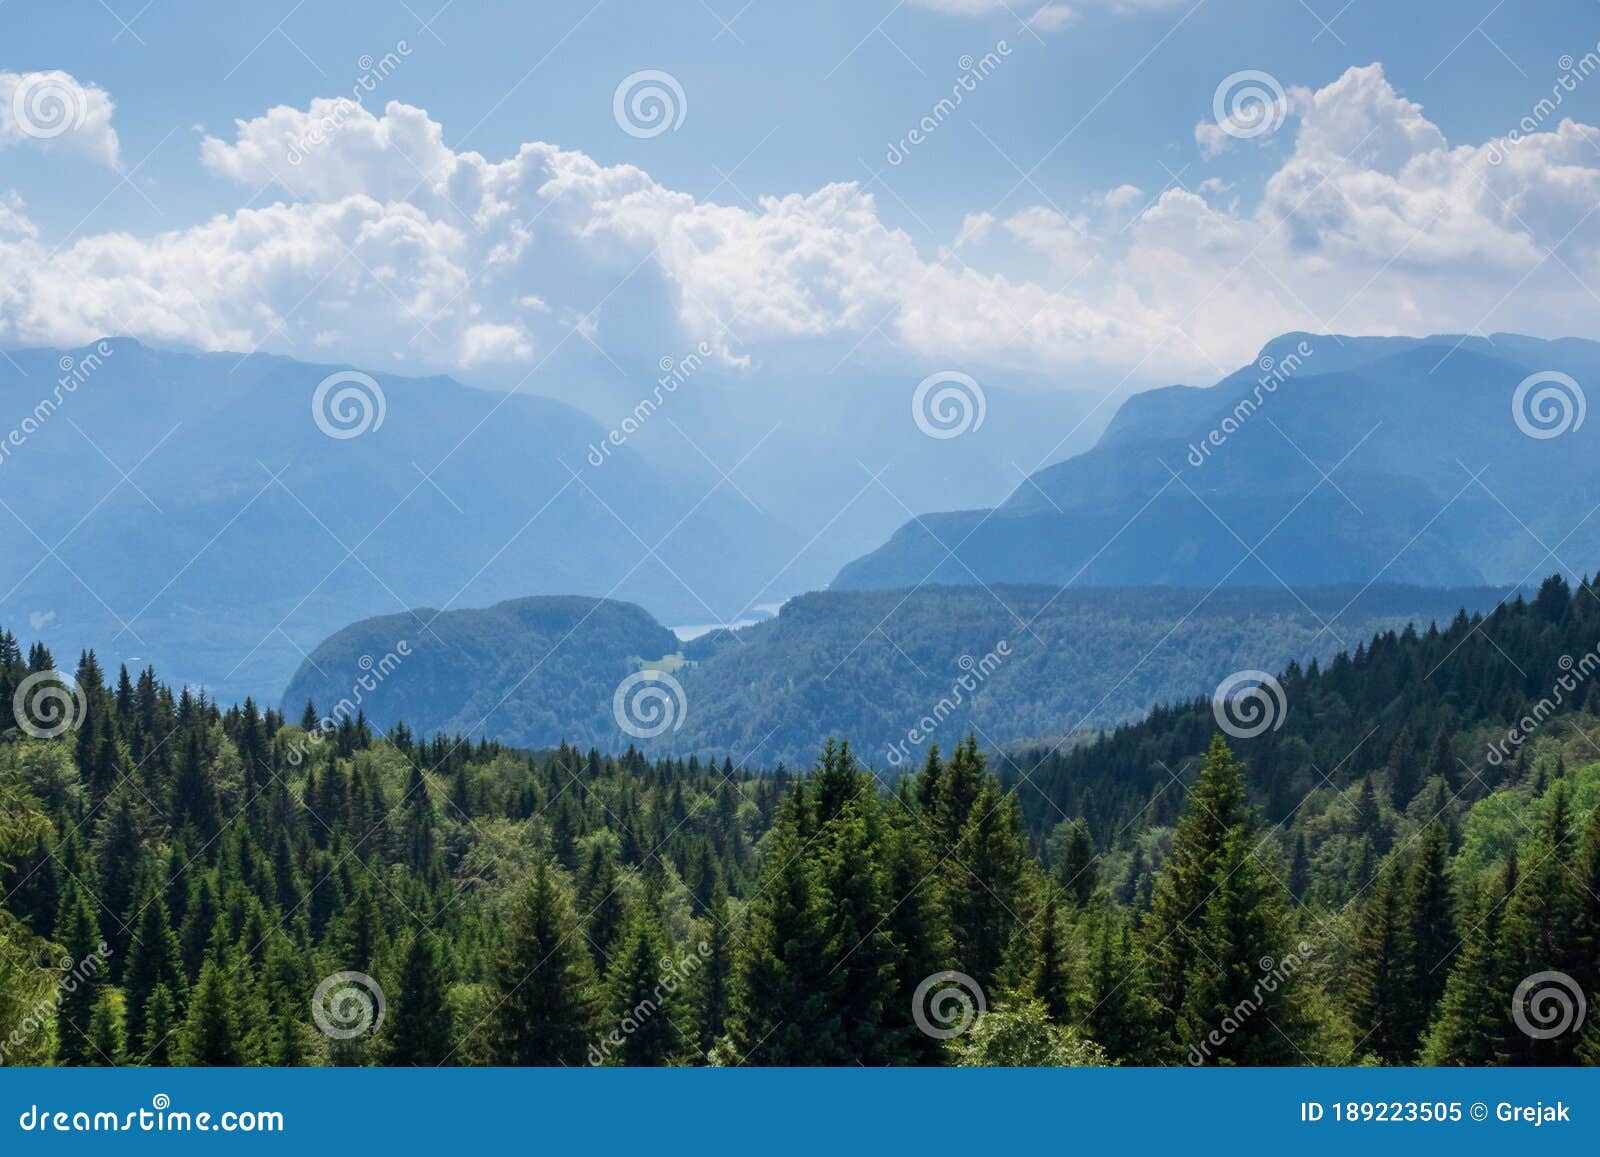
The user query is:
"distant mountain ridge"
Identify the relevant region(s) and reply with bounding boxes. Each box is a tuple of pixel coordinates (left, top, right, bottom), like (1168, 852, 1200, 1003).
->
(282, 583, 1503, 767)
(0, 340, 782, 704)
(834, 332, 1600, 594)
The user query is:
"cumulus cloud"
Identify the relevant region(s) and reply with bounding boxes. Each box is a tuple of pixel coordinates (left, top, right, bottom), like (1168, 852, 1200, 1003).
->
(0, 70, 120, 167)
(3, 63, 1600, 383)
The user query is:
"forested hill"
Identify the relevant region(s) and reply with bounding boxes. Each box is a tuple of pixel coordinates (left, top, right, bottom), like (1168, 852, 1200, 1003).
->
(283, 583, 1501, 766)
(1006, 573, 1600, 846)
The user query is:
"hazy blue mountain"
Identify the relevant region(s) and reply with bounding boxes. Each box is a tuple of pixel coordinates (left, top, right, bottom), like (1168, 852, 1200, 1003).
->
(0, 339, 784, 704)
(833, 332, 1600, 594)
(283, 583, 1501, 767)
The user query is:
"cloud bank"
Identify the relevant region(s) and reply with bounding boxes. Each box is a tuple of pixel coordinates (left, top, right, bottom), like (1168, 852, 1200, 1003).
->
(2, 63, 1599, 383)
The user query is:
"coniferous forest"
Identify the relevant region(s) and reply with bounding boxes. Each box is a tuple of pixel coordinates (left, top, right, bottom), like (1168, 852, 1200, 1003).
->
(4, 574, 1600, 1066)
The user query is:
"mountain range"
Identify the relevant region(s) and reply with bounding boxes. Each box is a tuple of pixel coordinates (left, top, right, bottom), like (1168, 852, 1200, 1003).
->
(834, 332, 1600, 595)
(281, 583, 1500, 767)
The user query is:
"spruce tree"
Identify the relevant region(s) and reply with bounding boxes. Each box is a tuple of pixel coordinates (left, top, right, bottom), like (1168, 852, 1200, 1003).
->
(492, 858, 597, 1065)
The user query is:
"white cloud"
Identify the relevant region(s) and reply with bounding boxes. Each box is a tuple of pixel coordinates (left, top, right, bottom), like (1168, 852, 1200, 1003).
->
(0, 71, 120, 168)
(0, 192, 36, 238)
(1028, 5, 1078, 30)
(4, 64, 1600, 384)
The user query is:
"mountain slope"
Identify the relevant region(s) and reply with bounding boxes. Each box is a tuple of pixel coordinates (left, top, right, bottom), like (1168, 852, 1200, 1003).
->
(0, 340, 783, 704)
(283, 583, 1502, 766)
(834, 332, 1600, 594)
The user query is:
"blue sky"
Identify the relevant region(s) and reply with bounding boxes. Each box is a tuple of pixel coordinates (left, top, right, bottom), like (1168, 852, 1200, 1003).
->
(4, 0, 1600, 391)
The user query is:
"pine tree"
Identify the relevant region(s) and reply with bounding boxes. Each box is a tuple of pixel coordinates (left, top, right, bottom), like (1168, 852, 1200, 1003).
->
(1404, 818, 1456, 1050)
(599, 901, 680, 1066)
(175, 955, 245, 1066)
(684, 882, 734, 1062)
(492, 859, 597, 1065)
(53, 879, 104, 1065)
(728, 790, 838, 1064)
(390, 930, 452, 1065)
(1348, 856, 1415, 1063)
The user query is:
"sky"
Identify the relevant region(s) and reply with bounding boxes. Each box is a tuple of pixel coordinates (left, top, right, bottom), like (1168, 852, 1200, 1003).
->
(4, 0, 1600, 395)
